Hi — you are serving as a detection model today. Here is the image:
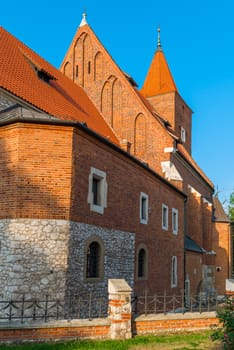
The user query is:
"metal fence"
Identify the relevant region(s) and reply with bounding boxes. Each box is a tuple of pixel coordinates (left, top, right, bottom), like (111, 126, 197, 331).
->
(0, 292, 108, 324)
(0, 290, 227, 324)
(132, 290, 225, 316)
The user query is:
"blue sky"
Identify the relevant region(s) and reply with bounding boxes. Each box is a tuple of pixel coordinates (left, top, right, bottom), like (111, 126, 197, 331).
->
(2, 0, 234, 205)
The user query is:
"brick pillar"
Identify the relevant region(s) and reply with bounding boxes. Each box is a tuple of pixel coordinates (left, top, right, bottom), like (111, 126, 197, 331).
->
(108, 279, 132, 339)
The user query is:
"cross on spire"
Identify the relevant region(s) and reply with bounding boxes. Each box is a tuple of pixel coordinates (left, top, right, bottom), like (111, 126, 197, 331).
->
(157, 27, 162, 50)
(80, 11, 88, 27)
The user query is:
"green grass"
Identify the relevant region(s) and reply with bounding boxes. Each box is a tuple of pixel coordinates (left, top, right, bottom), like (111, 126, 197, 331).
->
(0, 331, 221, 350)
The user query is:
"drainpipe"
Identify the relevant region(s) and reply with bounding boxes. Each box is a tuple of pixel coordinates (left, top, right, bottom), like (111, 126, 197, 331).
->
(184, 196, 188, 292)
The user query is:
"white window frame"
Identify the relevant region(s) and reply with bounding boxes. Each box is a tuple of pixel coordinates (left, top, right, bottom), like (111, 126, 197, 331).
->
(162, 204, 168, 230)
(171, 256, 178, 288)
(140, 192, 148, 224)
(172, 208, 178, 234)
(181, 127, 186, 143)
(87, 167, 107, 214)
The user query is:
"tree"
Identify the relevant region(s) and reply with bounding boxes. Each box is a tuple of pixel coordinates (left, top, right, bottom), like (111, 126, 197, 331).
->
(211, 296, 234, 349)
(228, 190, 234, 222)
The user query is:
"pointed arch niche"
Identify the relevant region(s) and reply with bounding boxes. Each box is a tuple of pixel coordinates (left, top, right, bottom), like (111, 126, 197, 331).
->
(94, 51, 103, 82)
(101, 75, 121, 128)
(73, 32, 86, 86)
(63, 61, 72, 79)
(134, 113, 147, 158)
(112, 79, 122, 132)
(83, 34, 93, 87)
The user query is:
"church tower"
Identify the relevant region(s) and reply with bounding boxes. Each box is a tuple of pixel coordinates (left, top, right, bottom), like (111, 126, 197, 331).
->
(141, 29, 193, 154)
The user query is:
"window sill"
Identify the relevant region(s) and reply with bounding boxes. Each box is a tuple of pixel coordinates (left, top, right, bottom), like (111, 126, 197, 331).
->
(90, 204, 104, 214)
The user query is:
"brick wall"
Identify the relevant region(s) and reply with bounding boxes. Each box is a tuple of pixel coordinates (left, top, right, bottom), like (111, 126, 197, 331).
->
(0, 320, 110, 343)
(70, 128, 185, 296)
(213, 221, 231, 295)
(134, 312, 219, 335)
(60, 25, 223, 296)
(0, 313, 219, 343)
(0, 120, 185, 297)
(185, 252, 203, 295)
(143, 93, 192, 154)
(61, 26, 174, 176)
(0, 123, 73, 220)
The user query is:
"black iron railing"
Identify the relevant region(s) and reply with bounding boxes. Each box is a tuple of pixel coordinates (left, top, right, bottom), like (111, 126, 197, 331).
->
(0, 292, 108, 324)
(132, 290, 224, 316)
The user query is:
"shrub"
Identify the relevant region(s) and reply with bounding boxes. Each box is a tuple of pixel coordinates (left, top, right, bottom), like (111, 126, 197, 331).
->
(211, 296, 234, 349)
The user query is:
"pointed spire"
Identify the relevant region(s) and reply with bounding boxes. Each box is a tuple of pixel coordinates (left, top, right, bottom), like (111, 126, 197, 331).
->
(80, 11, 88, 27)
(141, 28, 178, 97)
(157, 27, 162, 51)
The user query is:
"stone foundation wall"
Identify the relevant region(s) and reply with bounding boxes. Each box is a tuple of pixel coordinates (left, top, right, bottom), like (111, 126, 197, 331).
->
(0, 219, 135, 301)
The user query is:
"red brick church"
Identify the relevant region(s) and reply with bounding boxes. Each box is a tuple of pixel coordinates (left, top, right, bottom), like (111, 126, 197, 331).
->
(0, 14, 231, 304)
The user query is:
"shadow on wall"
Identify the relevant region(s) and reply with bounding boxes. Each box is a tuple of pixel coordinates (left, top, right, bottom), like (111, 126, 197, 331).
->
(213, 222, 231, 295)
(0, 131, 72, 300)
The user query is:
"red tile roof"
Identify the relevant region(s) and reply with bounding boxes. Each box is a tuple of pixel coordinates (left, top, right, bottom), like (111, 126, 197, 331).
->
(0, 27, 119, 144)
(141, 49, 177, 97)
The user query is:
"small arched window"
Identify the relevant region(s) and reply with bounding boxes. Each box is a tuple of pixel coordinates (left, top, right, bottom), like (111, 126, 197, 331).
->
(86, 241, 100, 278)
(88, 61, 91, 74)
(137, 247, 148, 279)
(85, 237, 104, 281)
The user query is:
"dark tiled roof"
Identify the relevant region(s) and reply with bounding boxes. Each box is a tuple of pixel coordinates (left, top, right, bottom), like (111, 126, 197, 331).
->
(185, 236, 206, 253)
(0, 27, 119, 145)
(213, 197, 230, 222)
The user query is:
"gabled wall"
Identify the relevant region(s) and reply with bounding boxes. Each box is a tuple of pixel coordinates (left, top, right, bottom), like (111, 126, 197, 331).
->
(61, 26, 174, 175)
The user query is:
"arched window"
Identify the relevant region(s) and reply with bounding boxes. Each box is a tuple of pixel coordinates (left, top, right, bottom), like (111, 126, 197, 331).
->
(86, 241, 100, 278)
(137, 246, 148, 279)
(85, 237, 104, 280)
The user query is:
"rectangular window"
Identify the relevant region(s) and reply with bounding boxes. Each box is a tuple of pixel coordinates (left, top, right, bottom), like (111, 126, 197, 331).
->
(171, 256, 178, 288)
(140, 192, 148, 224)
(92, 177, 100, 205)
(181, 127, 186, 143)
(162, 204, 168, 230)
(172, 208, 178, 234)
(88, 167, 107, 214)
